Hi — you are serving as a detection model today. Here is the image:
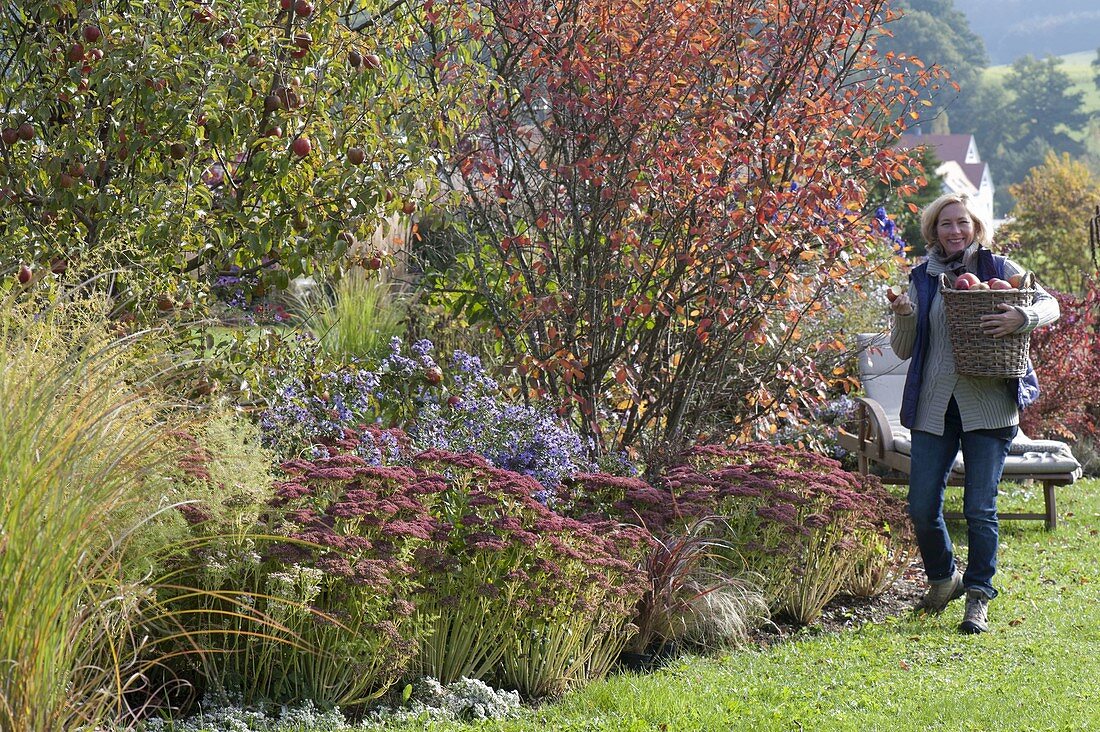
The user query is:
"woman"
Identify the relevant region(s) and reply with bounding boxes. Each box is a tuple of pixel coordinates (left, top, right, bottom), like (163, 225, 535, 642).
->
(888, 192, 1058, 634)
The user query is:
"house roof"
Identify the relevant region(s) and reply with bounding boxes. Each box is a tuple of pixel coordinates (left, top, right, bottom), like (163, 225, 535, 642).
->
(961, 162, 989, 188)
(895, 133, 985, 191)
(896, 133, 974, 163)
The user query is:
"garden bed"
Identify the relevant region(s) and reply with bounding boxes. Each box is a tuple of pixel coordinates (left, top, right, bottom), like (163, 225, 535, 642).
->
(752, 560, 926, 647)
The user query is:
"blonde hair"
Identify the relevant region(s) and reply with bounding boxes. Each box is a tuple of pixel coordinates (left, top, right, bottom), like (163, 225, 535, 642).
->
(920, 193, 992, 254)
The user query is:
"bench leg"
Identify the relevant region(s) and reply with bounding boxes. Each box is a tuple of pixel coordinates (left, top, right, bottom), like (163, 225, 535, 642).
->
(1043, 481, 1057, 531)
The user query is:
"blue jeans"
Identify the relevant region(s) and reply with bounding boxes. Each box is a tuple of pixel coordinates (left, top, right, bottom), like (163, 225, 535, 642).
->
(908, 400, 1014, 599)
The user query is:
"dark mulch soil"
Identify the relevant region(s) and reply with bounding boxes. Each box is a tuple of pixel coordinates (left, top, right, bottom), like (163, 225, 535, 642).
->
(750, 559, 927, 647)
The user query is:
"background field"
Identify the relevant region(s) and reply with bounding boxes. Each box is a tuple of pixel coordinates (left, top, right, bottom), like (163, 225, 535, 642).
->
(985, 50, 1100, 117)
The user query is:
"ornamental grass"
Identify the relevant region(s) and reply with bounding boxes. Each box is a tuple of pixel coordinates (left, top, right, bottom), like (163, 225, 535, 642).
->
(304, 270, 408, 364)
(261, 456, 435, 707)
(0, 288, 176, 730)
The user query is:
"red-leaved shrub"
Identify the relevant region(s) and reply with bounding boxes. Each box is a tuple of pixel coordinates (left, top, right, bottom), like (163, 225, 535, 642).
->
(1021, 281, 1100, 448)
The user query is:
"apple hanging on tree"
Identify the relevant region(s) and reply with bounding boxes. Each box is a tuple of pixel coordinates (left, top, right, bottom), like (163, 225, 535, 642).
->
(291, 136, 311, 157)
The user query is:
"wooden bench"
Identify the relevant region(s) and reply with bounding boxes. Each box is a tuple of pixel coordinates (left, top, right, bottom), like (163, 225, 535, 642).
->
(838, 333, 1082, 530)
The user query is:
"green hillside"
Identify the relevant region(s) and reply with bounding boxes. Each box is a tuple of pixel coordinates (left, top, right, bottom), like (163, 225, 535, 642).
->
(984, 50, 1100, 116)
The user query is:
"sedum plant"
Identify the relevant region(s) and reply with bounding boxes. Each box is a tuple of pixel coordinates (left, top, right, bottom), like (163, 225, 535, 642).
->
(409, 450, 647, 698)
(665, 443, 912, 625)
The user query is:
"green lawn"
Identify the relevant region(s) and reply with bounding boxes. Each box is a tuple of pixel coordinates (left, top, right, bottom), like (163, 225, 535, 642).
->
(384, 477, 1100, 732)
(984, 50, 1100, 117)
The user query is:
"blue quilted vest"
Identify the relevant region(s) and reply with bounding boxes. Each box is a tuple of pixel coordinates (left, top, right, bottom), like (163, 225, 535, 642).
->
(899, 247, 1040, 429)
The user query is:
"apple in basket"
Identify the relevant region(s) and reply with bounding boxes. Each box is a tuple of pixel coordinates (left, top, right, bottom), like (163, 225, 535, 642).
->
(988, 278, 1013, 290)
(954, 272, 980, 290)
(1008, 273, 1025, 288)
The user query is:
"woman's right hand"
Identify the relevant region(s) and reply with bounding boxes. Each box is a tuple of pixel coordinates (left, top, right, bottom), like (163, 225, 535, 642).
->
(889, 292, 914, 316)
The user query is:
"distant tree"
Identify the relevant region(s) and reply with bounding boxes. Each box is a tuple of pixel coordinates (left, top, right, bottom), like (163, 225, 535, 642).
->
(998, 151, 1100, 294)
(1008, 56, 1090, 153)
(948, 76, 1011, 150)
(877, 0, 989, 129)
(1093, 48, 1100, 92)
(957, 55, 1089, 213)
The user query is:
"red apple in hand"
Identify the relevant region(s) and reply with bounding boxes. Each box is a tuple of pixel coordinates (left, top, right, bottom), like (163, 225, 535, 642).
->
(886, 285, 905, 302)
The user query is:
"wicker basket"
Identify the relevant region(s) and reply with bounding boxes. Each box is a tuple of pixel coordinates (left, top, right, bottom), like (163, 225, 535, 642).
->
(938, 272, 1034, 378)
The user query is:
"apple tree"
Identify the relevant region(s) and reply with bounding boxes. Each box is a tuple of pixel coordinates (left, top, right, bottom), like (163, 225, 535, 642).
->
(416, 0, 942, 459)
(0, 0, 463, 305)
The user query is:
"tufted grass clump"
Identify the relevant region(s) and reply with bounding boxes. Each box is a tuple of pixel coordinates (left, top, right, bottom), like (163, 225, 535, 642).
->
(0, 285, 178, 730)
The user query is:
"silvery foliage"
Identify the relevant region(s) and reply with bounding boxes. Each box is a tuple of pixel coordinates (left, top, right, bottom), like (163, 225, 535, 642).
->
(132, 677, 520, 731)
(138, 696, 347, 731)
(362, 677, 522, 725)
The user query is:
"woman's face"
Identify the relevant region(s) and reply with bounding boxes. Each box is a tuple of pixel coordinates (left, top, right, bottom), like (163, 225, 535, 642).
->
(936, 202, 974, 257)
